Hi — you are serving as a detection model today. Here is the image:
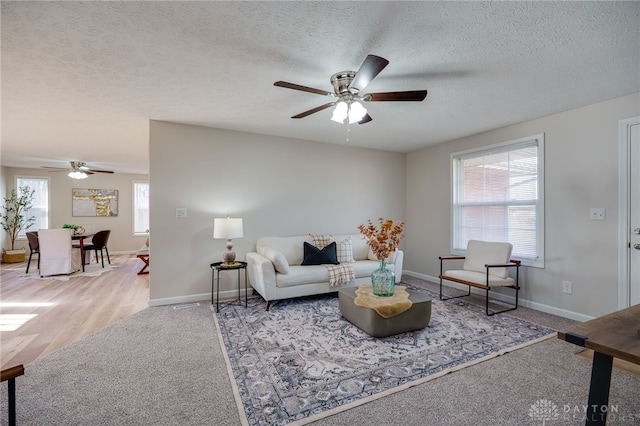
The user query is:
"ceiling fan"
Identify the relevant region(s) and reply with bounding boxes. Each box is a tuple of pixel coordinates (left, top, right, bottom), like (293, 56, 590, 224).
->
(274, 54, 427, 125)
(41, 161, 115, 179)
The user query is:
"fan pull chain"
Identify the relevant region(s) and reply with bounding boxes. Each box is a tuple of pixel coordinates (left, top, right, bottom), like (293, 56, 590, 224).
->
(345, 103, 352, 141)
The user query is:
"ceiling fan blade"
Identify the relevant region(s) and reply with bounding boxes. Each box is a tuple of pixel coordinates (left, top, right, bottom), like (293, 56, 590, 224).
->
(87, 169, 114, 174)
(291, 102, 336, 119)
(349, 55, 389, 92)
(274, 81, 334, 97)
(358, 114, 373, 125)
(40, 166, 68, 172)
(363, 90, 428, 102)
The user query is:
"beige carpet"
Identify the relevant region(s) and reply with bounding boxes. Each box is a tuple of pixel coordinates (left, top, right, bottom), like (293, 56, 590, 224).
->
(578, 349, 640, 379)
(1, 277, 639, 425)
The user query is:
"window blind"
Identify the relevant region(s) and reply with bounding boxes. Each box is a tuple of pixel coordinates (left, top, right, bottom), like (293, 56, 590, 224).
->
(452, 135, 544, 266)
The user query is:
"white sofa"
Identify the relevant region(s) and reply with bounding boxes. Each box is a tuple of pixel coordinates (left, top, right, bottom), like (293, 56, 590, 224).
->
(246, 234, 404, 310)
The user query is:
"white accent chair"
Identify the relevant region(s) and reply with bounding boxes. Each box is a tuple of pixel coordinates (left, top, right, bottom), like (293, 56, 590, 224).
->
(37, 229, 82, 277)
(439, 240, 521, 315)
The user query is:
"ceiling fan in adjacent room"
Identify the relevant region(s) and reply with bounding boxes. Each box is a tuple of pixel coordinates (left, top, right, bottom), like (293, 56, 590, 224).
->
(274, 54, 428, 125)
(41, 161, 115, 179)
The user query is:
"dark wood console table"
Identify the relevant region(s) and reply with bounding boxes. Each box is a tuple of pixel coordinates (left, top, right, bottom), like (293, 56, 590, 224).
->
(557, 304, 640, 425)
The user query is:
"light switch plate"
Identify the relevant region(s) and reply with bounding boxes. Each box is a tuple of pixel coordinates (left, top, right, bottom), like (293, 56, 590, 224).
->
(176, 207, 187, 219)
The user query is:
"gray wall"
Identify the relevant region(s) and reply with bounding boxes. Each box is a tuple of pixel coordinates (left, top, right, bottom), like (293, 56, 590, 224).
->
(148, 121, 407, 305)
(5, 93, 637, 320)
(1, 167, 149, 253)
(406, 93, 640, 319)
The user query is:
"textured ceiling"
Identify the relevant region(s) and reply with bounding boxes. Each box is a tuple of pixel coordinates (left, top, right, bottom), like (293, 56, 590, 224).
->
(2, 1, 639, 174)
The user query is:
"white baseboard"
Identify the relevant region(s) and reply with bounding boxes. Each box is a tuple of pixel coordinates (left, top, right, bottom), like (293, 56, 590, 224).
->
(149, 288, 250, 307)
(402, 270, 593, 322)
(110, 250, 141, 255)
(149, 269, 593, 321)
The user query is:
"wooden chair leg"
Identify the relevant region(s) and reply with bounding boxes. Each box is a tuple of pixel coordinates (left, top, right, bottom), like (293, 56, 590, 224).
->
(26, 252, 33, 274)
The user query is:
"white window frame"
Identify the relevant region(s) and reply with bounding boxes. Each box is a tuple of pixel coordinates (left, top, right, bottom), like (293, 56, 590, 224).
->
(132, 181, 149, 236)
(15, 175, 50, 240)
(450, 134, 545, 268)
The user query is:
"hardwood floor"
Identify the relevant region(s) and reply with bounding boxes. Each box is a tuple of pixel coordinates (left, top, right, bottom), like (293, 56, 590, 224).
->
(0, 255, 149, 370)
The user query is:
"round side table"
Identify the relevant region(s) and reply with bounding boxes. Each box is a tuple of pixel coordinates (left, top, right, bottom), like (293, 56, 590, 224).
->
(210, 261, 248, 313)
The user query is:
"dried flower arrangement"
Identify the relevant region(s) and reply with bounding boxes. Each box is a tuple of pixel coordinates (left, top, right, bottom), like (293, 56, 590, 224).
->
(357, 218, 405, 260)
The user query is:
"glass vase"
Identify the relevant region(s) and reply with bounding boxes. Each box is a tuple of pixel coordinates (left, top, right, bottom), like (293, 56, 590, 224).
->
(371, 258, 395, 296)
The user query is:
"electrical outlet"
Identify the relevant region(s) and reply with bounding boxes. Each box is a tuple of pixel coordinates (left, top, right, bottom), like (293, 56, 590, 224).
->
(562, 281, 573, 294)
(590, 208, 606, 221)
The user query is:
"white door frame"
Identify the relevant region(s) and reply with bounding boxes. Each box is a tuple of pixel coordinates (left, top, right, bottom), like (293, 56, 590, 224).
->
(618, 115, 640, 309)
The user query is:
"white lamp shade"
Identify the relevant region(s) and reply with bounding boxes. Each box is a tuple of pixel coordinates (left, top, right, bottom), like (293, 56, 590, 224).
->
(330, 101, 348, 123)
(348, 101, 367, 123)
(68, 170, 88, 179)
(213, 217, 243, 239)
(331, 100, 367, 124)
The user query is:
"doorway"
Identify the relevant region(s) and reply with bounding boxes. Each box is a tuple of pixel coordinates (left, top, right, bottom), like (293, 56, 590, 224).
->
(618, 116, 640, 308)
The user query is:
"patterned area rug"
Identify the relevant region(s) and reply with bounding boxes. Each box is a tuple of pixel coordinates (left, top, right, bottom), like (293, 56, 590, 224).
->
(213, 284, 554, 426)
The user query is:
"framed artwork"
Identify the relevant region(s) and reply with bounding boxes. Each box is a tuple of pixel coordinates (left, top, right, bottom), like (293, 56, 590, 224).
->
(72, 188, 119, 217)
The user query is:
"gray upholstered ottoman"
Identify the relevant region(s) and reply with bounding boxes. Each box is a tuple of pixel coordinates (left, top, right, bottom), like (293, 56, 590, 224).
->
(338, 287, 432, 337)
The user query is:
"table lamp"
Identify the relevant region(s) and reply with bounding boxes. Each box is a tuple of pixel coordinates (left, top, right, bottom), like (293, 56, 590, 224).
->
(213, 217, 243, 264)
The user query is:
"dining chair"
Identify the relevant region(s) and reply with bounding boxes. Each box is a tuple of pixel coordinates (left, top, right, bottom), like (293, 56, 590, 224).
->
(25, 231, 39, 274)
(82, 230, 111, 268)
(37, 229, 82, 277)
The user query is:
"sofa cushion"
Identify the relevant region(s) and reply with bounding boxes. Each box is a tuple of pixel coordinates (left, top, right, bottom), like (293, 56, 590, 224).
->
(257, 246, 290, 274)
(336, 236, 355, 263)
(350, 236, 369, 261)
(309, 233, 333, 249)
(256, 236, 307, 266)
(444, 269, 515, 287)
(276, 264, 329, 288)
(256, 235, 383, 267)
(274, 260, 396, 288)
(302, 242, 339, 265)
(351, 259, 395, 277)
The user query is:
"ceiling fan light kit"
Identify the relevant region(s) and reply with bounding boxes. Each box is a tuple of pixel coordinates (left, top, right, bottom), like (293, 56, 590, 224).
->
(68, 170, 88, 179)
(274, 54, 427, 126)
(330, 100, 367, 124)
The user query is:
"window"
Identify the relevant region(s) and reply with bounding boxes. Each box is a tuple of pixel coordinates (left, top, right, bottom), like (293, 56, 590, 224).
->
(133, 181, 149, 235)
(451, 134, 544, 267)
(16, 176, 49, 238)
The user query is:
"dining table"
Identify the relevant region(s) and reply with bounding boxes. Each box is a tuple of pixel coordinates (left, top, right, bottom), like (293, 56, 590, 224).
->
(557, 304, 640, 424)
(71, 233, 94, 272)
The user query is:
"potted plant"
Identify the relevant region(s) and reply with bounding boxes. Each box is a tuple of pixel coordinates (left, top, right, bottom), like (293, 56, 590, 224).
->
(1, 186, 36, 263)
(63, 223, 85, 235)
